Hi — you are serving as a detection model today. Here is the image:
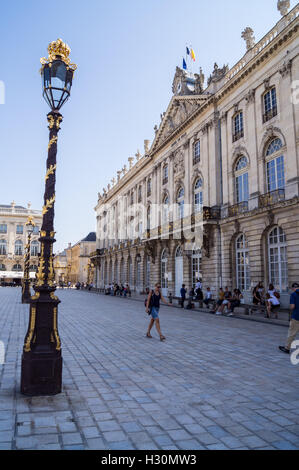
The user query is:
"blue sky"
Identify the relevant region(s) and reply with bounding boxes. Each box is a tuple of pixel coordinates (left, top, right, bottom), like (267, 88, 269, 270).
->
(0, 0, 297, 253)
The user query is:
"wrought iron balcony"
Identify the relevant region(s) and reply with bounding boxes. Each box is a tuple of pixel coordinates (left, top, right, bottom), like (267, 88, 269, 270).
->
(262, 106, 277, 123)
(202, 206, 221, 221)
(232, 129, 244, 143)
(259, 188, 285, 208)
(228, 201, 249, 217)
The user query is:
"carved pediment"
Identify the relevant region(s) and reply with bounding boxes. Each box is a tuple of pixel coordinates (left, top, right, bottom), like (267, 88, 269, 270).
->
(152, 96, 207, 153)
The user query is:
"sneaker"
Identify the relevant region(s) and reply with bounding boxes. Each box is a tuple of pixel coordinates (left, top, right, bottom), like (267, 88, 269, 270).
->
(227, 312, 234, 317)
(279, 346, 290, 354)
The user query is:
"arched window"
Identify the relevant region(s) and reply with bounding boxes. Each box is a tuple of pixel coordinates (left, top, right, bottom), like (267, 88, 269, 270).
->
(266, 138, 284, 192)
(15, 240, 23, 256)
(114, 260, 118, 283)
(120, 258, 125, 283)
(29, 265, 38, 272)
(175, 246, 184, 297)
(128, 257, 133, 286)
(0, 264, 6, 271)
(12, 264, 22, 271)
(177, 187, 184, 219)
(145, 256, 151, 288)
(163, 194, 170, 224)
(263, 86, 277, 123)
(0, 239, 7, 256)
(194, 178, 203, 213)
(161, 250, 168, 295)
(136, 255, 142, 290)
(235, 156, 249, 203)
(163, 164, 168, 184)
(30, 241, 39, 257)
(192, 250, 202, 288)
(236, 234, 251, 291)
(268, 227, 288, 292)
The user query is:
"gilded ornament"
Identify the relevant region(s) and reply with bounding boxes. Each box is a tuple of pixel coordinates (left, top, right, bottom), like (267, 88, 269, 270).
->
(53, 307, 61, 351)
(24, 307, 36, 352)
(42, 195, 56, 215)
(40, 38, 77, 71)
(48, 136, 58, 150)
(45, 164, 57, 181)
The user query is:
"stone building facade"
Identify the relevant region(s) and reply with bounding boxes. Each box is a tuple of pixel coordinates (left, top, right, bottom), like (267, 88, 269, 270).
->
(0, 202, 43, 284)
(92, 2, 299, 307)
(62, 232, 96, 285)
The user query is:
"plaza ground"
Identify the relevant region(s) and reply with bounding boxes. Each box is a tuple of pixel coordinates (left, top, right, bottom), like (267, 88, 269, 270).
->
(0, 287, 298, 450)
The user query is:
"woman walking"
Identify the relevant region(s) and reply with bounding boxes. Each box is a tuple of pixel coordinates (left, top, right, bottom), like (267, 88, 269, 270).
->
(146, 283, 170, 341)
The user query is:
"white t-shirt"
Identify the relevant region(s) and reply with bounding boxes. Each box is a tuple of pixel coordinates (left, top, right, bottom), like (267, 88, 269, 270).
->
(268, 289, 280, 305)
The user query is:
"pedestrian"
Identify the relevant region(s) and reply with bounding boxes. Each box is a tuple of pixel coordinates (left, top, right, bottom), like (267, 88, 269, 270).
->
(212, 287, 225, 313)
(146, 282, 171, 341)
(180, 284, 187, 308)
(203, 287, 213, 308)
(216, 286, 232, 315)
(266, 283, 280, 319)
(279, 283, 299, 354)
(252, 282, 265, 305)
(227, 288, 243, 316)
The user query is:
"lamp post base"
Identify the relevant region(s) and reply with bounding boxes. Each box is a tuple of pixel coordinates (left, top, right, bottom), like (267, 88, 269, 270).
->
(21, 351, 62, 396)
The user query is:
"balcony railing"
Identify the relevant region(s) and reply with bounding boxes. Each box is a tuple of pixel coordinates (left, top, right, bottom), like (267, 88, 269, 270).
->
(228, 201, 249, 217)
(232, 130, 244, 143)
(259, 188, 285, 208)
(202, 206, 221, 221)
(262, 106, 277, 123)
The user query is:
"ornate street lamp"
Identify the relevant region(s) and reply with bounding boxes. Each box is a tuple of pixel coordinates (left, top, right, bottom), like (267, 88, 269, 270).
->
(21, 216, 35, 304)
(21, 39, 77, 396)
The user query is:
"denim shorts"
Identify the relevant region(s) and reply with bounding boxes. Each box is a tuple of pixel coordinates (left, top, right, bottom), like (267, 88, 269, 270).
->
(151, 307, 159, 319)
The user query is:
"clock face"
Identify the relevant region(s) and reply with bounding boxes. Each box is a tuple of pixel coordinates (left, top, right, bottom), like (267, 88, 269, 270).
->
(176, 81, 182, 94)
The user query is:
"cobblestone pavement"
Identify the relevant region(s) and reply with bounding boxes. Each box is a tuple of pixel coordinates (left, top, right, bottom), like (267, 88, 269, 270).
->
(0, 287, 298, 451)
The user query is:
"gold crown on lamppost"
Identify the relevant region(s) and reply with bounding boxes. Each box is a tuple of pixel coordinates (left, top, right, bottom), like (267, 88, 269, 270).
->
(40, 38, 77, 71)
(26, 216, 36, 227)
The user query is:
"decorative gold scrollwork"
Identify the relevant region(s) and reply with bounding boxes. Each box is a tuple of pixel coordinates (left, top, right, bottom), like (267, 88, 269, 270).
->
(42, 195, 56, 215)
(24, 307, 36, 352)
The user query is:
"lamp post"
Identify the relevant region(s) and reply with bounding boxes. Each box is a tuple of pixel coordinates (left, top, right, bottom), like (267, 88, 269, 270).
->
(21, 217, 35, 304)
(21, 39, 77, 396)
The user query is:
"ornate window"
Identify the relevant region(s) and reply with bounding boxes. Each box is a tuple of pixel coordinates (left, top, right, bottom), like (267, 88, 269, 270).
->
(266, 138, 285, 192)
(147, 178, 152, 197)
(15, 240, 23, 256)
(12, 264, 22, 271)
(268, 227, 288, 292)
(30, 241, 39, 257)
(16, 225, 23, 234)
(29, 265, 38, 272)
(194, 178, 203, 213)
(0, 264, 6, 271)
(192, 249, 202, 288)
(162, 164, 168, 185)
(161, 249, 168, 293)
(163, 194, 169, 224)
(236, 234, 251, 291)
(33, 225, 39, 234)
(193, 140, 200, 165)
(138, 185, 142, 203)
(233, 111, 244, 142)
(0, 224, 7, 234)
(235, 156, 249, 203)
(263, 87, 277, 123)
(177, 187, 184, 219)
(0, 239, 7, 256)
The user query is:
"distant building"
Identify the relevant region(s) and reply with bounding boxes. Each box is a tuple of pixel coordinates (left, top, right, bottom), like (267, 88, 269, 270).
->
(0, 202, 42, 285)
(61, 232, 96, 284)
(53, 249, 67, 285)
(92, 3, 299, 307)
